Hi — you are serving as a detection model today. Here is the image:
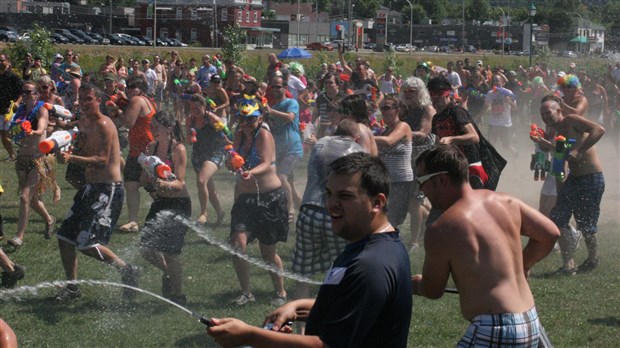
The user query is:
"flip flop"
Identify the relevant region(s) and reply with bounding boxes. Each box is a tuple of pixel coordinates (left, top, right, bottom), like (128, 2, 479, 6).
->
(118, 222, 139, 233)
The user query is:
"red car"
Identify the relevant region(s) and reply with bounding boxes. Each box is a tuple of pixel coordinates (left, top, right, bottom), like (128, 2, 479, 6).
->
(306, 42, 333, 51)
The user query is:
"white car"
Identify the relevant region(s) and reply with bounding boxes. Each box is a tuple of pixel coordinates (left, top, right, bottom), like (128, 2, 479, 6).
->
(395, 44, 413, 52)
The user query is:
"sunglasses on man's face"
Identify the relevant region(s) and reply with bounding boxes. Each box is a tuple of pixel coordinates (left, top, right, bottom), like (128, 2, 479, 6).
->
(380, 105, 397, 111)
(21, 89, 37, 95)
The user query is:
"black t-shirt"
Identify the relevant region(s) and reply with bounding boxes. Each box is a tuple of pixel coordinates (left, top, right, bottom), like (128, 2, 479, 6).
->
(0, 70, 23, 114)
(315, 91, 346, 122)
(432, 103, 481, 164)
(305, 231, 412, 348)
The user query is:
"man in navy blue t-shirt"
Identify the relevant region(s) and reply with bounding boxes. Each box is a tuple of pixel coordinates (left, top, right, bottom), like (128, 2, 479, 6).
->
(208, 153, 412, 348)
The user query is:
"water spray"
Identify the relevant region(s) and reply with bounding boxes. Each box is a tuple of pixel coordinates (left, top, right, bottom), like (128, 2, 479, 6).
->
(156, 210, 322, 285)
(0, 280, 215, 327)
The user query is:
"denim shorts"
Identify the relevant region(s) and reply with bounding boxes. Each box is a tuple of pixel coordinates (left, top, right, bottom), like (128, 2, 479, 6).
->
(551, 172, 605, 235)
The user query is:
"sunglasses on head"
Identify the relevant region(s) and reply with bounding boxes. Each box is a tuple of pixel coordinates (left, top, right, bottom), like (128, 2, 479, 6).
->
(416, 171, 448, 185)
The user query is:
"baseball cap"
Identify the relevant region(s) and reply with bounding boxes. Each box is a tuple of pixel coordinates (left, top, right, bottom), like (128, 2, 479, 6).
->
(569, 62, 576, 69)
(55, 53, 63, 59)
(476, 60, 483, 66)
(507, 71, 517, 77)
(210, 74, 221, 82)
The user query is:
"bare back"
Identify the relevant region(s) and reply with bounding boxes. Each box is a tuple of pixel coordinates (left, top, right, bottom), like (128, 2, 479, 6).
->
(427, 190, 535, 320)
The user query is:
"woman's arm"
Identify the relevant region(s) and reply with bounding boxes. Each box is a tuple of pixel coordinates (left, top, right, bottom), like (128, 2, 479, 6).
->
(374, 122, 412, 147)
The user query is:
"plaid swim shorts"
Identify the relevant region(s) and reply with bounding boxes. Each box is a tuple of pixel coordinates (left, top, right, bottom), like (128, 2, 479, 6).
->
(291, 205, 346, 276)
(457, 306, 541, 348)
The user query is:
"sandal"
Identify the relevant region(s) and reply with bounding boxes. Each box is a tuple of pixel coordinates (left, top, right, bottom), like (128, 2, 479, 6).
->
(118, 222, 139, 233)
(196, 215, 208, 225)
(44, 216, 56, 240)
(7, 237, 23, 248)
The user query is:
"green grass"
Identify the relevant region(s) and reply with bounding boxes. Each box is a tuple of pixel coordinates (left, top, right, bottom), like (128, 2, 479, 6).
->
(0, 46, 618, 346)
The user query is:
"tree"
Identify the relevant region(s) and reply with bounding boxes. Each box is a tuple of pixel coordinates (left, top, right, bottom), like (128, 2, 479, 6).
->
(420, 0, 448, 23)
(221, 24, 246, 66)
(465, 0, 490, 23)
(6, 24, 57, 69)
(402, 3, 428, 25)
(352, 0, 383, 19)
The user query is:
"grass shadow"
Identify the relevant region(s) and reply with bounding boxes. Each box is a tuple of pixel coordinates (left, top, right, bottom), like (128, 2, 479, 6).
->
(588, 317, 620, 327)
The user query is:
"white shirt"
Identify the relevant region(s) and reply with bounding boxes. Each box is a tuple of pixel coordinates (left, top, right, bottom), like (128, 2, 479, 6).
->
(287, 75, 306, 99)
(144, 68, 158, 95)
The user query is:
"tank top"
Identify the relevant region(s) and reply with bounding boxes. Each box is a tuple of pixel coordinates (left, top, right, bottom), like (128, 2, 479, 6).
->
(380, 76, 395, 94)
(191, 120, 225, 159)
(379, 134, 413, 183)
(238, 127, 262, 170)
(128, 96, 156, 157)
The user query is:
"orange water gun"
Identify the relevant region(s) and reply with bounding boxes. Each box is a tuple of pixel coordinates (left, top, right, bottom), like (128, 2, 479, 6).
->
(224, 144, 245, 175)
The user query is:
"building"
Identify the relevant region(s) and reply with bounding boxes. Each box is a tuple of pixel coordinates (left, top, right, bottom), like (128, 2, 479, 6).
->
(134, 0, 277, 48)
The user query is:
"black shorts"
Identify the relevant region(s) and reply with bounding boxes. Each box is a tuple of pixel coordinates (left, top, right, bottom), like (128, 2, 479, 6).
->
(230, 188, 289, 245)
(57, 182, 124, 250)
(139, 196, 192, 255)
(124, 155, 143, 182)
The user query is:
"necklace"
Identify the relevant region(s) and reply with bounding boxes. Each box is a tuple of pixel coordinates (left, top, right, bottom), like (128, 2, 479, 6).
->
(375, 223, 394, 234)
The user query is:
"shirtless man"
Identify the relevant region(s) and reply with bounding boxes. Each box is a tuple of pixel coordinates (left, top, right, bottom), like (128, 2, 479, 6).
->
(412, 144, 559, 347)
(534, 95, 605, 274)
(55, 84, 140, 301)
(557, 74, 588, 117)
(152, 55, 167, 107)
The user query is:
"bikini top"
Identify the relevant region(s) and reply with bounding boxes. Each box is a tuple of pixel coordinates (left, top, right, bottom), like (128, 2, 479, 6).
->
(238, 128, 261, 170)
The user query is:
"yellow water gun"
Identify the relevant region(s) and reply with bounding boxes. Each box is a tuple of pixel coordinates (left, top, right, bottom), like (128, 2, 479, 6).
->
(4, 100, 16, 123)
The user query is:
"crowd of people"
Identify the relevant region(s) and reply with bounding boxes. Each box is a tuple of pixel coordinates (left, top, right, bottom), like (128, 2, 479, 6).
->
(0, 45, 617, 347)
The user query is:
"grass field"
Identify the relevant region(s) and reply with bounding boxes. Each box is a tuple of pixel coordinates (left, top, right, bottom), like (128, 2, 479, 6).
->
(0, 45, 619, 347)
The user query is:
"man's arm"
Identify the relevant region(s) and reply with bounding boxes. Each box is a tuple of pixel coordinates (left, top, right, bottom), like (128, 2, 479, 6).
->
(518, 200, 560, 275)
(567, 114, 605, 157)
(413, 225, 452, 299)
(438, 123, 479, 146)
(117, 96, 143, 128)
(561, 96, 588, 116)
(267, 100, 297, 123)
(208, 318, 325, 348)
(412, 105, 435, 141)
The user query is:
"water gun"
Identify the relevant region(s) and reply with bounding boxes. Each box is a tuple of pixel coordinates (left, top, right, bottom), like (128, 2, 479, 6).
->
(174, 79, 189, 87)
(214, 121, 233, 140)
(529, 124, 549, 181)
(206, 97, 217, 110)
(369, 115, 385, 136)
(492, 86, 515, 100)
(224, 144, 245, 175)
(106, 94, 128, 108)
(3, 100, 16, 123)
(9, 120, 32, 142)
(43, 103, 73, 121)
(213, 56, 226, 79)
(466, 87, 486, 100)
(137, 153, 177, 181)
(189, 128, 197, 143)
(39, 128, 78, 154)
(56, 80, 68, 95)
(550, 135, 576, 180)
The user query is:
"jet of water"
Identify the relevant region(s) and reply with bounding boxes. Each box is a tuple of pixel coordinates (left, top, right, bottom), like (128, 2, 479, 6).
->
(0, 279, 214, 326)
(156, 210, 322, 285)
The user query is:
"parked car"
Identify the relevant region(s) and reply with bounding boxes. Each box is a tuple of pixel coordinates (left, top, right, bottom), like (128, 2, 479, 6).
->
(559, 50, 578, 58)
(426, 45, 439, 53)
(52, 33, 70, 44)
(329, 40, 353, 51)
(168, 38, 187, 47)
(395, 43, 413, 52)
(0, 26, 17, 36)
(439, 46, 452, 53)
(69, 29, 99, 44)
(363, 42, 376, 50)
(54, 29, 84, 44)
(87, 32, 110, 45)
(115, 33, 143, 45)
(139, 36, 154, 46)
(0, 30, 17, 42)
(105, 33, 127, 45)
(305, 42, 333, 51)
(155, 38, 168, 46)
(465, 45, 477, 53)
